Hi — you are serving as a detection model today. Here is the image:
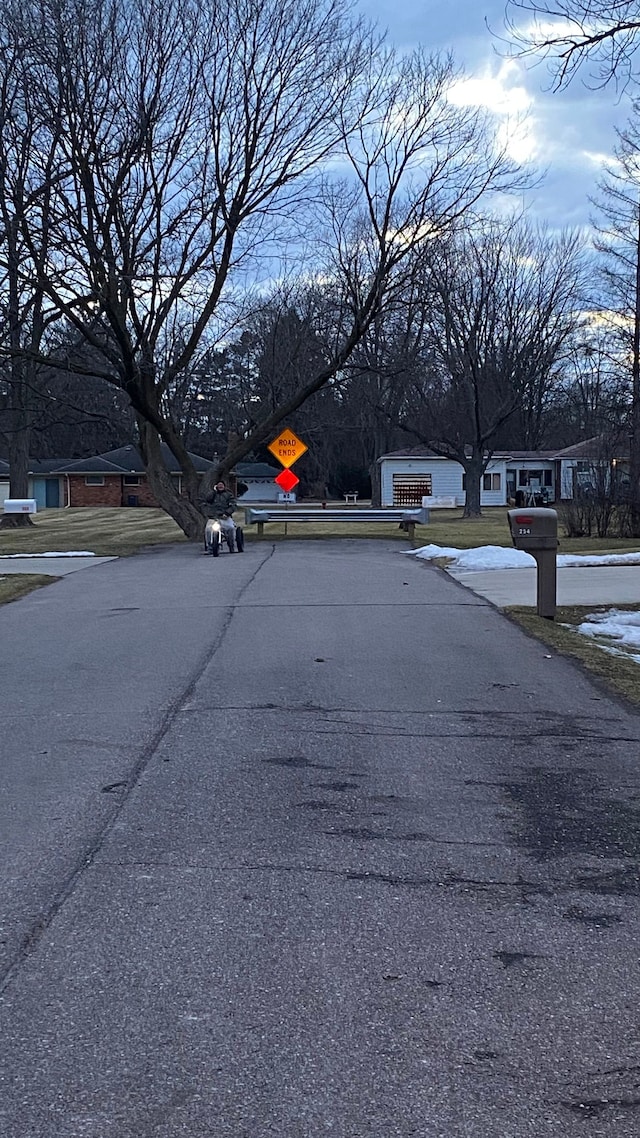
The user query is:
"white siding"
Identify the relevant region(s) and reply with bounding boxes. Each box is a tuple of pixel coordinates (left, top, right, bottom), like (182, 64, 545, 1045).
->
(560, 461, 575, 499)
(380, 457, 508, 506)
(380, 459, 464, 506)
(481, 459, 506, 506)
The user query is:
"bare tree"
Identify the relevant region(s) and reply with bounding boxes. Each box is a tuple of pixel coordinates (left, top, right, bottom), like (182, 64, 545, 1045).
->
(544, 330, 626, 444)
(3, 0, 521, 538)
(398, 218, 585, 516)
(503, 0, 640, 88)
(590, 106, 640, 529)
(0, 20, 61, 527)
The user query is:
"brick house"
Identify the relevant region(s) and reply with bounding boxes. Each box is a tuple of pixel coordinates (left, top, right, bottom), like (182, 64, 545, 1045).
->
(1, 445, 218, 509)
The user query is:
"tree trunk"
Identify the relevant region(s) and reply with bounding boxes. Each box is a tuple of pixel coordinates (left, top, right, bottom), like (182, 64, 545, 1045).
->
(0, 215, 35, 528)
(0, 416, 35, 528)
(369, 460, 381, 507)
(8, 419, 29, 500)
(138, 420, 205, 540)
(462, 454, 484, 518)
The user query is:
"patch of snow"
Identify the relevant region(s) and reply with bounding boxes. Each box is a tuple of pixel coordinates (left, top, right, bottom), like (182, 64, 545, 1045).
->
(1, 551, 96, 558)
(409, 544, 535, 569)
(407, 544, 640, 572)
(576, 608, 640, 653)
(558, 552, 640, 567)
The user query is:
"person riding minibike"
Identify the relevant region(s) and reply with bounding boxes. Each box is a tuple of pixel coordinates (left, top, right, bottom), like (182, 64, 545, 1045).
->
(202, 480, 238, 553)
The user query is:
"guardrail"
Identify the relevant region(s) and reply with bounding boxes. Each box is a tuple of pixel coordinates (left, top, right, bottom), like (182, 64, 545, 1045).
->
(244, 507, 429, 540)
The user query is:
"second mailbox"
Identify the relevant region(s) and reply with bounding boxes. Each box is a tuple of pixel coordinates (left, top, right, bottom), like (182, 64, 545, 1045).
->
(507, 507, 558, 551)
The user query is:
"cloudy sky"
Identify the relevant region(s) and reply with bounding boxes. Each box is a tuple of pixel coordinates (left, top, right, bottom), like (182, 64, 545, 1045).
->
(360, 0, 631, 230)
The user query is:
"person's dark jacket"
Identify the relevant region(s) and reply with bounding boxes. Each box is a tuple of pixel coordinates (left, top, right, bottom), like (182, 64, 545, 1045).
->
(202, 488, 236, 518)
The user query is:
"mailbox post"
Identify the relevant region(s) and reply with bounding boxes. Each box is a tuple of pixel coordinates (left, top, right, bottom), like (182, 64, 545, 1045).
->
(507, 507, 558, 620)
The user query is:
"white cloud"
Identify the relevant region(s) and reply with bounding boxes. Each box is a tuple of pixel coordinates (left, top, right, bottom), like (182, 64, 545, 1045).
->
(582, 150, 618, 168)
(448, 61, 539, 163)
(521, 18, 588, 41)
(448, 61, 532, 115)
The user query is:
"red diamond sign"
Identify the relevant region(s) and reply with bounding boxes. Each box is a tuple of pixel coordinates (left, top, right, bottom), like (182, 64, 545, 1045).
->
(275, 468, 299, 492)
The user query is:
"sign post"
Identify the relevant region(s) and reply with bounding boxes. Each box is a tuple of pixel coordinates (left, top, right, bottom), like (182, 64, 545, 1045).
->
(267, 428, 307, 536)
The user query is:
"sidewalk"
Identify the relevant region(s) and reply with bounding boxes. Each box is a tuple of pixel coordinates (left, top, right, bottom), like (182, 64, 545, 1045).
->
(448, 564, 640, 607)
(0, 555, 116, 576)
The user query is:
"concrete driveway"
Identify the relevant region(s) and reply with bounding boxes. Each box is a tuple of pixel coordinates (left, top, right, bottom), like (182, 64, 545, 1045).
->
(449, 563, 640, 606)
(1, 540, 640, 1137)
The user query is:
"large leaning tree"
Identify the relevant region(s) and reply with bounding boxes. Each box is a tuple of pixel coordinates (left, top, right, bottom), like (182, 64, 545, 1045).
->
(1, 0, 521, 539)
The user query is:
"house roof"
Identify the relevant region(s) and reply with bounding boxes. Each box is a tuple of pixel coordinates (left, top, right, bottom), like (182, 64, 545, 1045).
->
(50, 444, 215, 475)
(378, 447, 443, 460)
(65, 444, 215, 474)
(378, 447, 557, 462)
(234, 462, 281, 478)
(58, 455, 133, 473)
(0, 456, 83, 475)
(552, 436, 628, 460)
(499, 451, 558, 461)
(378, 442, 612, 463)
(1, 444, 215, 475)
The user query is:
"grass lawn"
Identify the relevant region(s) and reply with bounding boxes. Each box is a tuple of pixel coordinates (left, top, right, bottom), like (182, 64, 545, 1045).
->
(0, 507, 187, 557)
(0, 573, 57, 606)
(507, 604, 640, 707)
(249, 506, 640, 557)
(3, 505, 640, 558)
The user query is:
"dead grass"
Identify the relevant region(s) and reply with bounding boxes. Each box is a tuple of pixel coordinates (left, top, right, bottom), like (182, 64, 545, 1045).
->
(2, 504, 640, 559)
(418, 507, 640, 554)
(0, 574, 57, 606)
(0, 508, 186, 557)
(506, 603, 640, 707)
(250, 506, 640, 555)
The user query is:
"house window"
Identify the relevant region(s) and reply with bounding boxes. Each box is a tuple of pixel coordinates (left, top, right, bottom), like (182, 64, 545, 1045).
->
(483, 473, 501, 491)
(544, 470, 553, 487)
(85, 475, 105, 486)
(123, 475, 140, 486)
(392, 473, 432, 506)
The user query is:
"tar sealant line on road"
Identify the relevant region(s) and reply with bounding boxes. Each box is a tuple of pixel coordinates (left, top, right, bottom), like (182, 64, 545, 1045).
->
(0, 543, 276, 996)
(215, 600, 486, 607)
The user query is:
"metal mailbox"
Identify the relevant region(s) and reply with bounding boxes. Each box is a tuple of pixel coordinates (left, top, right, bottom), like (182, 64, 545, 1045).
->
(508, 507, 558, 551)
(507, 507, 558, 619)
(3, 498, 37, 514)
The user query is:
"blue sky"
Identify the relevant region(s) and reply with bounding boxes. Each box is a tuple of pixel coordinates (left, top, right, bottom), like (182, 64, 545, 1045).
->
(361, 0, 631, 229)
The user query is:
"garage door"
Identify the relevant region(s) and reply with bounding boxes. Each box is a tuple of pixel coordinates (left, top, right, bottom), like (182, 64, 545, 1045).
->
(392, 473, 432, 507)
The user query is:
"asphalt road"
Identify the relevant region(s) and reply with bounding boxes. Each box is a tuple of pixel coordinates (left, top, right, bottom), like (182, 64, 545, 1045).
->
(2, 539, 640, 1137)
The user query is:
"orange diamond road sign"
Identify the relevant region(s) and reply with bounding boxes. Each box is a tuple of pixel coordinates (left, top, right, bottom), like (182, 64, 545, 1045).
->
(267, 428, 307, 469)
(275, 468, 299, 492)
